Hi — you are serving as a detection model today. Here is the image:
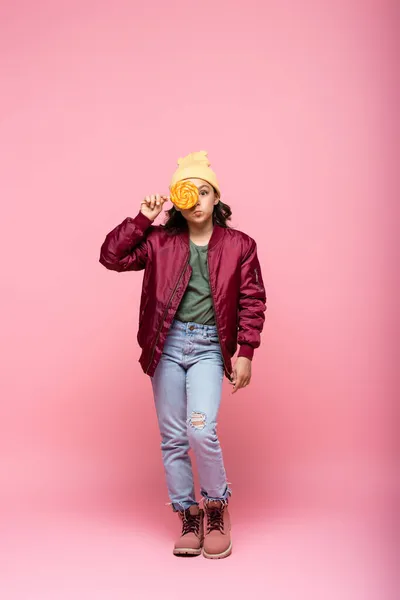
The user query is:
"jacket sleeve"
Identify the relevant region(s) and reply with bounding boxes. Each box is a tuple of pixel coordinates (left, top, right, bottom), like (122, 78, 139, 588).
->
(99, 211, 154, 272)
(237, 238, 267, 360)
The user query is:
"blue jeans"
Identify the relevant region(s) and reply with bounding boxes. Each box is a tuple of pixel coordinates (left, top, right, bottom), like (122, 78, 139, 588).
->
(151, 319, 231, 511)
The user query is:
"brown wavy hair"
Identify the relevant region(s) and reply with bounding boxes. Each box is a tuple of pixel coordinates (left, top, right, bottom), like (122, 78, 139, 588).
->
(163, 189, 232, 235)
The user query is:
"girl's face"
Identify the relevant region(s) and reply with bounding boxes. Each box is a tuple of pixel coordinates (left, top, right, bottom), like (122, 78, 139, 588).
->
(177, 178, 219, 225)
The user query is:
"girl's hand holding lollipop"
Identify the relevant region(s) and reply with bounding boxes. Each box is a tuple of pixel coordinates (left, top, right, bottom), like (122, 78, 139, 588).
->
(140, 194, 170, 221)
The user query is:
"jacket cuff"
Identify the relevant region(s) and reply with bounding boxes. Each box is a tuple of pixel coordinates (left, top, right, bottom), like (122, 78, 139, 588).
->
(238, 344, 254, 360)
(131, 211, 154, 230)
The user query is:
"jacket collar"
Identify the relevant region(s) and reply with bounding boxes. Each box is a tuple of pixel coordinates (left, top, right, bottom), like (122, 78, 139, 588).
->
(179, 224, 225, 251)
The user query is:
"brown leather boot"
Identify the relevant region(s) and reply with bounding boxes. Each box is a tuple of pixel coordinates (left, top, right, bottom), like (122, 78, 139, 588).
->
(173, 505, 204, 556)
(203, 500, 232, 559)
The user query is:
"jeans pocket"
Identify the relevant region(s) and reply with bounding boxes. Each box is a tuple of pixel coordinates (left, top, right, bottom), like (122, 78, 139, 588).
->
(207, 333, 220, 345)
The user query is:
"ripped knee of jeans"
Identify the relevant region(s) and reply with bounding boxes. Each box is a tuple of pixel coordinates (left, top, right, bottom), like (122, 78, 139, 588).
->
(188, 411, 206, 430)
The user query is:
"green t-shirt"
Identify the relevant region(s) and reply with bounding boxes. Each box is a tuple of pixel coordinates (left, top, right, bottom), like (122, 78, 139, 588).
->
(175, 239, 215, 325)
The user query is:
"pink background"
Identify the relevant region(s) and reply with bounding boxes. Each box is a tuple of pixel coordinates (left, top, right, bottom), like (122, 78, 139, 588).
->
(1, 1, 398, 598)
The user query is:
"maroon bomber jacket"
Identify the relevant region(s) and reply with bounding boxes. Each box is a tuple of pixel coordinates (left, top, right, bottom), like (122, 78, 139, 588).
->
(99, 211, 267, 380)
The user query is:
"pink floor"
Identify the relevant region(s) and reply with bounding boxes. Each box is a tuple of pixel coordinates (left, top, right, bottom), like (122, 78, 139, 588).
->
(2, 505, 394, 600)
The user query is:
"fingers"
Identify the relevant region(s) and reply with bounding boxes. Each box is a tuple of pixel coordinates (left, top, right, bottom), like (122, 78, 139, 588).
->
(144, 195, 158, 210)
(230, 368, 238, 390)
(231, 376, 251, 394)
(143, 194, 170, 210)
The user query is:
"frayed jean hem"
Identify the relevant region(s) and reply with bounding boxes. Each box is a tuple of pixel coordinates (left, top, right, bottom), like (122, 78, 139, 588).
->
(170, 501, 199, 513)
(200, 484, 232, 504)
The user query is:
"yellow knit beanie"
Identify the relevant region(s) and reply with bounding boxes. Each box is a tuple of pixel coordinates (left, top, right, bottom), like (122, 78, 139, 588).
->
(170, 151, 221, 196)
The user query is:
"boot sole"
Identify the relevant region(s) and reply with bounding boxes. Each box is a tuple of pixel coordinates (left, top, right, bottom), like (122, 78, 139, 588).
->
(203, 541, 232, 560)
(173, 547, 202, 557)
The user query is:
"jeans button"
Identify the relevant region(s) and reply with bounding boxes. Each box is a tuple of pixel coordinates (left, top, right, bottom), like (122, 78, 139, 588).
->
(189, 325, 195, 331)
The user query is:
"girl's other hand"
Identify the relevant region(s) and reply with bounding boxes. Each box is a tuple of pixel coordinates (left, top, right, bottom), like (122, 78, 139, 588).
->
(230, 357, 252, 394)
(140, 194, 170, 221)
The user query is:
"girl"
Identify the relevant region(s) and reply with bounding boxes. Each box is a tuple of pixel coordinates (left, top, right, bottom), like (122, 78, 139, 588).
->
(99, 151, 266, 559)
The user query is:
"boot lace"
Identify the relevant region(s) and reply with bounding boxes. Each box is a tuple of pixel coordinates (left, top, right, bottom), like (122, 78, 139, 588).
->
(206, 506, 224, 533)
(180, 509, 201, 536)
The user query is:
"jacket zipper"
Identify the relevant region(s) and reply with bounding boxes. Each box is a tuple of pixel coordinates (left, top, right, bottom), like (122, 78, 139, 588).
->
(145, 252, 190, 374)
(207, 254, 231, 380)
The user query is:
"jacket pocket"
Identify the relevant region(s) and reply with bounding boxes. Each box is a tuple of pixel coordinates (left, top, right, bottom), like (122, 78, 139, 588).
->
(139, 305, 146, 327)
(254, 267, 263, 291)
(139, 298, 148, 327)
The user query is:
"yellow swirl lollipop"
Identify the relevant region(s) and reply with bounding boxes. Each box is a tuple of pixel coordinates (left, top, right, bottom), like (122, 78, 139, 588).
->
(170, 180, 199, 210)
